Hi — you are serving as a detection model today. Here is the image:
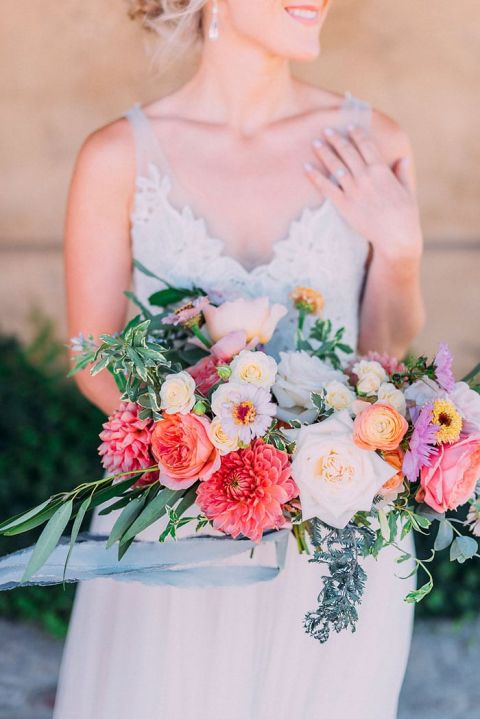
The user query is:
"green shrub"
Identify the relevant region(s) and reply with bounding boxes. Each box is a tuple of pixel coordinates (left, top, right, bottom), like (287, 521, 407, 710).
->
(0, 325, 104, 636)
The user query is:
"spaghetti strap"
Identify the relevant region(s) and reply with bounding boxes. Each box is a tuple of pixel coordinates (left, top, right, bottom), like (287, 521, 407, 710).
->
(123, 103, 171, 179)
(339, 90, 372, 132)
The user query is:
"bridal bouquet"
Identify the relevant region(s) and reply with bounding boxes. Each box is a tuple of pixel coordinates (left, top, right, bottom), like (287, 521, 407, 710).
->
(1, 260, 479, 643)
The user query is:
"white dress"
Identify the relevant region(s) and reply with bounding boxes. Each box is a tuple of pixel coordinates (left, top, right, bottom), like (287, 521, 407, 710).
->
(53, 92, 415, 719)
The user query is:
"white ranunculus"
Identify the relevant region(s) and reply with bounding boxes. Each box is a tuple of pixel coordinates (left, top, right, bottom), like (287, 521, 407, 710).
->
(160, 371, 196, 414)
(230, 350, 277, 389)
(450, 381, 480, 432)
(376, 382, 407, 416)
(291, 411, 397, 529)
(324, 380, 356, 412)
(208, 417, 240, 455)
(272, 351, 348, 422)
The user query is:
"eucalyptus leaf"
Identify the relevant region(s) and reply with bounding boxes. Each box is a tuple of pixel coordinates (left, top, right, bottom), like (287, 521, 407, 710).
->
(434, 520, 454, 551)
(405, 579, 433, 604)
(120, 488, 182, 544)
(21, 501, 73, 583)
(63, 496, 92, 580)
(450, 535, 478, 564)
(0, 498, 54, 533)
(106, 495, 147, 548)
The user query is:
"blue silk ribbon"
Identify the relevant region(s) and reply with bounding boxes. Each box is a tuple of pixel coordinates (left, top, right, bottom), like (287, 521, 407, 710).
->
(0, 529, 290, 591)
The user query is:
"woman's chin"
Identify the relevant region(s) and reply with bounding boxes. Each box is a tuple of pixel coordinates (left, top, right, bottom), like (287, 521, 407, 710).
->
(270, 40, 321, 63)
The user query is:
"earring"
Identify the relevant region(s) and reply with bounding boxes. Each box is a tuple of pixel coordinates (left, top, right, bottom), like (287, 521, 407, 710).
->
(208, 0, 219, 41)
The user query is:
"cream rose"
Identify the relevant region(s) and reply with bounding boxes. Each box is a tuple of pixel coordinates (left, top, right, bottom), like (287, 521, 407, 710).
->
(376, 382, 407, 416)
(230, 350, 277, 389)
(273, 351, 348, 423)
(203, 297, 287, 344)
(208, 417, 240, 455)
(160, 371, 196, 415)
(291, 411, 398, 528)
(324, 380, 356, 412)
(353, 360, 387, 396)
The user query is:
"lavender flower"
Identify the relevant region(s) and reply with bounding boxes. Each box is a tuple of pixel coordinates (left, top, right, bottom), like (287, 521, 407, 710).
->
(403, 403, 439, 482)
(434, 343, 455, 393)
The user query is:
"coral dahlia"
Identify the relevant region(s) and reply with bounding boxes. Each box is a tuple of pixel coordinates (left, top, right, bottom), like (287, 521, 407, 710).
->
(98, 402, 157, 484)
(196, 439, 298, 543)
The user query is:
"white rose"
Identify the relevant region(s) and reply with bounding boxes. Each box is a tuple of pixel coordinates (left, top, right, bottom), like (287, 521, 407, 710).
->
(356, 372, 383, 396)
(230, 350, 277, 389)
(273, 351, 348, 422)
(291, 411, 397, 529)
(208, 417, 240, 455)
(324, 380, 356, 412)
(160, 371, 196, 414)
(376, 382, 407, 416)
(352, 360, 387, 383)
(450, 381, 480, 433)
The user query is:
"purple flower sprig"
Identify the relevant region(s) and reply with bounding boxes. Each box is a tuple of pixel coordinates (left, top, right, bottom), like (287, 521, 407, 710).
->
(403, 403, 439, 483)
(434, 343, 455, 393)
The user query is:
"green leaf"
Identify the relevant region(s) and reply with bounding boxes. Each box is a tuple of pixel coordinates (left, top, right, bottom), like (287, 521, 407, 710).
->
(63, 496, 92, 580)
(120, 488, 182, 544)
(89, 476, 139, 509)
(148, 287, 197, 307)
(434, 521, 454, 551)
(405, 579, 433, 604)
(106, 496, 147, 548)
(396, 553, 412, 564)
(412, 513, 432, 531)
(21, 501, 74, 583)
(378, 508, 391, 542)
(450, 535, 478, 564)
(174, 484, 198, 520)
(0, 499, 54, 533)
(133, 259, 164, 281)
(2, 500, 64, 536)
(124, 290, 153, 318)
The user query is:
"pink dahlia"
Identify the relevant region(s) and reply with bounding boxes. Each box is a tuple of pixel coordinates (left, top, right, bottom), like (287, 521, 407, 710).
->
(196, 439, 298, 543)
(98, 402, 157, 484)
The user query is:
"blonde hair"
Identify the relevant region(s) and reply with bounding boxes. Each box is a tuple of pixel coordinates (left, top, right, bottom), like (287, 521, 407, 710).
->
(127, 0, 208, 62)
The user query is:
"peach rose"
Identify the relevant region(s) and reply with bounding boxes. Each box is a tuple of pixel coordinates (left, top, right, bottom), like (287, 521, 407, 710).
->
(353, 403, 408, 451)
(151, 413, 220, 490)
(203, 297, 287, 344)
(420, 435, 480, 513)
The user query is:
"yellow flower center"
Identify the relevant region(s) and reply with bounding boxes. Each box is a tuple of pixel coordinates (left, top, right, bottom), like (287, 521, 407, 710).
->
(431, 399, 462, 444)
(233, 401, 257, 426)
(315, 449, 355, 484)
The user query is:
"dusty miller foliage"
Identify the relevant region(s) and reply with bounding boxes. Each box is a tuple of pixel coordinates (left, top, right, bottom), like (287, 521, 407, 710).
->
(304, 519, 376, 644)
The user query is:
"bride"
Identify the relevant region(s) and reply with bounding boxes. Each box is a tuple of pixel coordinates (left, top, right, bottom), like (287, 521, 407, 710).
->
(56, 1, 425, 717)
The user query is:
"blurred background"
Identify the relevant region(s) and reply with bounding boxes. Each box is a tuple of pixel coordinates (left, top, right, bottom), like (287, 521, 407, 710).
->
(0, 1, 479, 718)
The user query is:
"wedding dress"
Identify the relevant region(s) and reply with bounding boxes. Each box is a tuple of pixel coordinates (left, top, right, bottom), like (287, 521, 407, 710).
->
(53, 92, 415, 719)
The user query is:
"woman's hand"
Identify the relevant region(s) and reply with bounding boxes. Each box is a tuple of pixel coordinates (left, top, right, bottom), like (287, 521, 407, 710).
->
(304, 125, 423, 264)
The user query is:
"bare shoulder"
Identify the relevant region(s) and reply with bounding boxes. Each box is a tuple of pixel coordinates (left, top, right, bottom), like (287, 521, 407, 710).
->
(369, 108, 413, 165)
(72, 115, 135, 192)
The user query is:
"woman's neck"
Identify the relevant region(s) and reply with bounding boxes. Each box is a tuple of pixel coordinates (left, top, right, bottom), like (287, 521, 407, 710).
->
(173, 37, 302, 136)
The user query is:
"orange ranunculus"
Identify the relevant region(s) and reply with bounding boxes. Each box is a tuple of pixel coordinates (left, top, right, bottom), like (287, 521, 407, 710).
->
(151, 413, 220, 490)
(353, 403, 408, 452)
(380, 447, 406, 499)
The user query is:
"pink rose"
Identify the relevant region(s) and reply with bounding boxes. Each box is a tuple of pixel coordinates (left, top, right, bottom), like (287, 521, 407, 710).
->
(420, 435, 480, 513)
(151, 413, 220, 490)
(203, 297, 287, 344)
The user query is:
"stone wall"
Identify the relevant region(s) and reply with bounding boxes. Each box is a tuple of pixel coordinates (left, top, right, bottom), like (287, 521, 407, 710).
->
(1, 0, 479, 374)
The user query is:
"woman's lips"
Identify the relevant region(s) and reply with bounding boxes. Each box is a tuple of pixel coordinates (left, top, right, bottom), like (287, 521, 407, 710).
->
(284, 5, 320, 26)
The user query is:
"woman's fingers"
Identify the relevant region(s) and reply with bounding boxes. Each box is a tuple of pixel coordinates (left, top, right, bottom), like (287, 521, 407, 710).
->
(303, 161, 344, 206)
(347, 126, 384, 165)
(311, 138, 352, 192)
(318, 128, 366, 177)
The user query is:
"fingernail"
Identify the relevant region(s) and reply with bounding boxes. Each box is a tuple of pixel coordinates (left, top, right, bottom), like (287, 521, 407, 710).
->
(324, 127, 335, 136)
(304, 161, 315, 172)
(312, 138, 323, 148)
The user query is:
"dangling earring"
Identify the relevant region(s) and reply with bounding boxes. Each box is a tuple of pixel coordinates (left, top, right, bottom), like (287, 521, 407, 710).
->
(208, 0, 219, 41)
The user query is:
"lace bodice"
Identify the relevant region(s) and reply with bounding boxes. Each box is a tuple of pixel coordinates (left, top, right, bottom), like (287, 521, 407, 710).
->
(124, 92, 371, 358)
